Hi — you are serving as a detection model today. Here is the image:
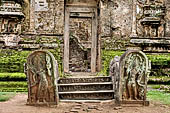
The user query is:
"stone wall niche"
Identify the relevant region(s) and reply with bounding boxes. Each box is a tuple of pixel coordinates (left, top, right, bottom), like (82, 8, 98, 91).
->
(0, 1, 24, 47)
(115, 50, 151, 106)
(26, 50, 59, 105)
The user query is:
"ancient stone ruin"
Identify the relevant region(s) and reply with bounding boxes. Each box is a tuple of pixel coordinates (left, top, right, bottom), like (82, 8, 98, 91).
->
(130, 0, 170, 52)
(0, 0, 24, 47)
(112, 50, 151, 105)
(26, 50, 115, 104)
(0, 0, 167, 107)
(25, 49, 151, 106)
(0, 0, 169, 73)
(26, 50, 59, 105)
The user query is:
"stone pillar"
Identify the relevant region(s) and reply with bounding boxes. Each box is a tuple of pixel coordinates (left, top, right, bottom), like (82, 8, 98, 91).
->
(29, 0, 35, 33)
(91, 10, 97, 73)
(63, 8, 70, 73)
(130, 0, 138, 38)
(165, 1, 170, 36)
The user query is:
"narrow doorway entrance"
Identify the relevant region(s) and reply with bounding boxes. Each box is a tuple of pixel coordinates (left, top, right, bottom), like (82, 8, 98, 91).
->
(64, 2, 98, 73)
(69, 15, 92, 72)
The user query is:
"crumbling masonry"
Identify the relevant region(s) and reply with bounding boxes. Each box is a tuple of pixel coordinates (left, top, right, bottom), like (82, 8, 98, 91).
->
(0, 0, 169, 73)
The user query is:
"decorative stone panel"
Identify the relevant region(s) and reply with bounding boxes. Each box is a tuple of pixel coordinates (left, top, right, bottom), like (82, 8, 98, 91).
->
(30, 0, 64, 35)
(0, 1, 24, 47)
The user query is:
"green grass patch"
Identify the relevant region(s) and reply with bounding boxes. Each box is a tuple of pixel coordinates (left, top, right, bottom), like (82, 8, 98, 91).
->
(149, 76, 170, 84)
(148, 85, 161, 89)
(0, 50, 31, 73)
(0, 49, 63, 75)
(147, 54, 170, 66)
(147, 90, 170, 105)
(0, 88, 27, 92)
(100, 50, 170, 76)
(0, 81, 27, 92)
(0, 92, 16, 102)
(0, 49, 63, 76)
(0, 73, 26, 81)
(0, 81, 27, 88)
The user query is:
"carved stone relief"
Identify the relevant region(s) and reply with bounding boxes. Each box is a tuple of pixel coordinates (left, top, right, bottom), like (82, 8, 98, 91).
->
(0, 1, 24, 47)
(115, 50, 151, 105)
(136, 0, 166, 37)
(26, 50, 59, 105)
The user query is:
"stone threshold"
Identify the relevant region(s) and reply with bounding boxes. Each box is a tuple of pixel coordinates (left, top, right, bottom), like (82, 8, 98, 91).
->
(130, 38, 170, 45)
(63, 72, 101, 78)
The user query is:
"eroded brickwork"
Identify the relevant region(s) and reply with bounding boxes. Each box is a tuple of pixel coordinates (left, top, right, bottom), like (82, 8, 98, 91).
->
(30, 0, 64, 34)
(100, 0, 132, 49)
(100, 0, 132, 37)
(0, 0, 169, 73)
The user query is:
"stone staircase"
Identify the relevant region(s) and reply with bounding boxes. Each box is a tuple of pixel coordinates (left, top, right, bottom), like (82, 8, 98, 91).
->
(58, 76, 114, 102)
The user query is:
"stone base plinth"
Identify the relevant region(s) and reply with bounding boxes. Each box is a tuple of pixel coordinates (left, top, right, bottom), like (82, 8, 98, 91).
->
(116, 100, 150, 106)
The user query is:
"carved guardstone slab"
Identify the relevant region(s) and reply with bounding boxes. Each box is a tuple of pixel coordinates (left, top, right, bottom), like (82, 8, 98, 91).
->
(26, 50, 59, 105)
(115, 50, 151, 106)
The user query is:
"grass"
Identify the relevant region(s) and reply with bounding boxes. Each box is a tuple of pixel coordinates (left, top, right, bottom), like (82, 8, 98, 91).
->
(147, 90, 170, 105)
(0, 81, 27, 92)
(148, 84, 161, 89)
(0, 87, 27, 92)
(0, 81, 27, 87)
(149, 76, 170, 82)
(0, 73, 26, 81)
(0, 92, 16, 102)
(149, 76, 170, 84)
(147, 53, 170, 66)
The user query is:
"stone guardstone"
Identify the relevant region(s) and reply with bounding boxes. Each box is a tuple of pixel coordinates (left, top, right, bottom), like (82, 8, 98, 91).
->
(26, 50, 59, 105)
(115, 50, 151, 106)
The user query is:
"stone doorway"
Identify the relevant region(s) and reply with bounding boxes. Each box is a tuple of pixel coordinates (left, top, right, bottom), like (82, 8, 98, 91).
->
(64, 2, 98, 73)
(69, 16, 92, 72)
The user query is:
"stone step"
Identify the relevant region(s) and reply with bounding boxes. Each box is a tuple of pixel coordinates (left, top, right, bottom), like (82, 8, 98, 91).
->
(58, 76, 112, 84)
(58, 90, 114, 94)
(58, 76, 114, 101)
(58, 82, 113, 86)
(58, 82, 113, 92)
(60, 100, 114, 102)
(59, 91, 114, 100)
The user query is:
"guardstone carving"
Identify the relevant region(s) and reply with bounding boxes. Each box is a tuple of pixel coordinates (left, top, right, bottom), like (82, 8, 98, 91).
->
(26, 50, 59, 105)
(115, 50, 151, 105)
